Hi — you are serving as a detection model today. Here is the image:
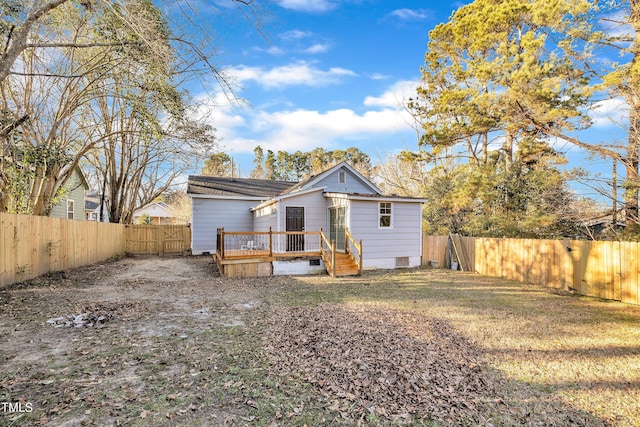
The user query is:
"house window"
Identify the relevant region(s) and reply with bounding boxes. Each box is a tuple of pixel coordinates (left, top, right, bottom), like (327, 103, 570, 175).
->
(379, 202, 392, 228)
(67, 200, 74, 220)
(338, 171, 346, 184)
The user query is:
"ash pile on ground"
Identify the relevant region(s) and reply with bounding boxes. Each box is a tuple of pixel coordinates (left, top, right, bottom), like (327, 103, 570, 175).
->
(47, 312, 113, 328)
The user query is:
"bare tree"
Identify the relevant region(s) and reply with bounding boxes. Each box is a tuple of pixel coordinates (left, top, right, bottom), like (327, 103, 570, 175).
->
(1, 0, 265, 216)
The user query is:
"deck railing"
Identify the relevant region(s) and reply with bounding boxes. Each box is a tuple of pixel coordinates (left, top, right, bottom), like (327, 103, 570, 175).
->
(345, 227, 363, 275)
(216, 227, 321, 259)
(319, 228, 336, 277)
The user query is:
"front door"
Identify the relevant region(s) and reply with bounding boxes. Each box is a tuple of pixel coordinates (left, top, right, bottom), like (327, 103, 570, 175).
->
(286, 206, 305, 251)
(328, 207, 346, 252)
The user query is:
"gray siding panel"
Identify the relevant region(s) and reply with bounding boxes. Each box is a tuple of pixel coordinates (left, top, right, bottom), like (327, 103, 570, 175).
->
(314, 168, 376, 194)
(191, 198, 255, 254)
(253, 206, 276, 231)
(349, 200, 422, 259)
(278, 191, 327, 232)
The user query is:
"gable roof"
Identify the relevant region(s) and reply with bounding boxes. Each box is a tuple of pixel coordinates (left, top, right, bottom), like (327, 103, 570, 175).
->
(284, 161, 381, 195)
(188, 175, 297, 198)
(134, 201, 172, 216)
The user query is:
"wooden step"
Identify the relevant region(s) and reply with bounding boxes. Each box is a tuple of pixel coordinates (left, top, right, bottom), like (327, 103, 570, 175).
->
(329, 252, 360, 276)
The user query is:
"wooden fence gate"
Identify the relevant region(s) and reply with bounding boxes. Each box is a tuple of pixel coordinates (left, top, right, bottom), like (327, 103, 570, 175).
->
(125, 225, 191, 256)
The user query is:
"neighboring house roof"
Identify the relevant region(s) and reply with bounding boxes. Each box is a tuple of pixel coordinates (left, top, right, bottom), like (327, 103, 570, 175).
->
(133, 201, 172, 217)
(85, 199, 100, 211)
(188, 176, 297, 198)
(581, 209, 626, 228)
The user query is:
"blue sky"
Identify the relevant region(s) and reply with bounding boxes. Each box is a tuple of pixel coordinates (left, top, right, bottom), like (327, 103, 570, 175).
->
(193, 1, 461, 174)
(191, 0, 627, 202)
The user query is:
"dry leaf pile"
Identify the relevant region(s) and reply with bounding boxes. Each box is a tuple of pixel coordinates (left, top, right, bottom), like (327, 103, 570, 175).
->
(264, 303, 503, 424)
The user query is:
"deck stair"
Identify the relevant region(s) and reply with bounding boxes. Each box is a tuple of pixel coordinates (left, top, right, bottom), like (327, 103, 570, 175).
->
(333, 252, 361, 277)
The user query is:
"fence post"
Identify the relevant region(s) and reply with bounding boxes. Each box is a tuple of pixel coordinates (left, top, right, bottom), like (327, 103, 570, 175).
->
(269, 227, 273, 257)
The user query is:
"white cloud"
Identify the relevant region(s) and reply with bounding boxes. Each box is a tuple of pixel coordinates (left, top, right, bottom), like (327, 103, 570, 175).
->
(600, 11, 632, 39)
(230, 61, 357, 89)
(279, 29, 312, 40)
(302, 43, 331, 54)
(266, 46, 285, 55)
(200, 80, 417, 156)
(276, 0, 336, 13)
(590, 97, 628, 128)
(364, 80, 419, 109)
(388, 8, 432, 21)
(369, 73, 390, 81)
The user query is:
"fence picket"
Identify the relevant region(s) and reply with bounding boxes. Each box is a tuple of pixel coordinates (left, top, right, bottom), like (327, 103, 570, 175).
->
(1, 212, 191, 289)
(422, 234, 640, 306)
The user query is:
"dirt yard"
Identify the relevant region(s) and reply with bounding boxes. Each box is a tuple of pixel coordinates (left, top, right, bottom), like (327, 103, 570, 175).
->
(1, 256, 639, 426)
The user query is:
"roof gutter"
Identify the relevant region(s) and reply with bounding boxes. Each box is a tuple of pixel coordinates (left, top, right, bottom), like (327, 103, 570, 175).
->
(251, 186, 326, 211)
(324, 192, 428, 203)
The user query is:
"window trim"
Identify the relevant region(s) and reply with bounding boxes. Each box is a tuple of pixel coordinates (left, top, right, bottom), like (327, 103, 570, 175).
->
(67, 199, 74, 220)
(378, 202, 392, 229)
(338, 171, 346, 184)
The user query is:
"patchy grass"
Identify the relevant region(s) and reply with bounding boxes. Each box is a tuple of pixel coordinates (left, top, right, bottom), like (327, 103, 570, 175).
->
(288, 268, 640, 426)
(0, 258, 639, 426)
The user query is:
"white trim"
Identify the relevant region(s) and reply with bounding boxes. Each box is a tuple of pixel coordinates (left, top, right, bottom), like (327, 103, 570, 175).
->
(251, 187, 325, 211)
(324, 192, 427, 203)
(67, 199, 75, 220)
(378, 201, 393, 229)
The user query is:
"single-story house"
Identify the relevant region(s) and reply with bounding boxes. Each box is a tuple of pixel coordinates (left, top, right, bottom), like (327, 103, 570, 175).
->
(188, 162, 426, 276)
(133, 201, 174, 225)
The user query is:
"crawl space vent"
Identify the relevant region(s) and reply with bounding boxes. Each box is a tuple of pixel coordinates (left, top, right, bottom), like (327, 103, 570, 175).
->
(395, 257, 410, 267)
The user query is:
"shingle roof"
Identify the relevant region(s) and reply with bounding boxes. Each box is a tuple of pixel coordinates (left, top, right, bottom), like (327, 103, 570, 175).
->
(187, 176, 297, 198)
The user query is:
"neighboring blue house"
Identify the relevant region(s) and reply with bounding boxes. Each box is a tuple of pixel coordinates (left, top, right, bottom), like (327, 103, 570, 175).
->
(50, 167, 89, 221)
(188, 162, 426, 274)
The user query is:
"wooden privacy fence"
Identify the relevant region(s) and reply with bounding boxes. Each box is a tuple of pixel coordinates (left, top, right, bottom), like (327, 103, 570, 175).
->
(1, 212, 192, 289)
(1, 212, 125, 288)
(422, 235, 640, 305)
(125, 224, 191, 256)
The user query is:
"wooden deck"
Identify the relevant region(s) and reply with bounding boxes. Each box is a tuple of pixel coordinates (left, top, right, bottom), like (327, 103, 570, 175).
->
(215, 227, 361, 277)
(220, 249, 322, 260)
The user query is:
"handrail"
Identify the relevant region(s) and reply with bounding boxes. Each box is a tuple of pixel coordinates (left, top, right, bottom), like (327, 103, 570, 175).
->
(319, 228, 336, 277)
(345, 227, 363, 275)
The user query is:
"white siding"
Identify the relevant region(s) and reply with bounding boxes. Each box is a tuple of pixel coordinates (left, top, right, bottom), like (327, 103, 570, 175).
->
(313, 168, 377, 194)
(191, 197, 255, 255)
(348, 200, 423, 268)
(253, 204, 277, 231)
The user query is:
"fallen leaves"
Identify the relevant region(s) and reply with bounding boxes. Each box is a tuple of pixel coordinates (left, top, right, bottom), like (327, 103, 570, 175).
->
(264, 303, 497, 424)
